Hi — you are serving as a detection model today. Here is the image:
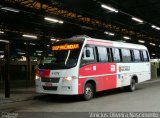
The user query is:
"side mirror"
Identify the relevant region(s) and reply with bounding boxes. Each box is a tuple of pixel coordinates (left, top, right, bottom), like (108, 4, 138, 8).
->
(86, 49, 90, 57)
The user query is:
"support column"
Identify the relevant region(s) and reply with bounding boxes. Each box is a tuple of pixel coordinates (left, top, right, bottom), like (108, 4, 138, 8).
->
(27, 55, 31, 87)
(26, 43, 31, 87)
(4, 43, 10, 98)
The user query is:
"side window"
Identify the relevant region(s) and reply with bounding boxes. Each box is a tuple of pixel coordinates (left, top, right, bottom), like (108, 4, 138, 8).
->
(143, 50, 149, 62)
(121, 49, 131, 62)
(97, 46, 108, 62)
(81, 46, 95, 65)
(111, 48, 121, 62)
(133, 50, 141, 62)
(83, 47, 95, 60)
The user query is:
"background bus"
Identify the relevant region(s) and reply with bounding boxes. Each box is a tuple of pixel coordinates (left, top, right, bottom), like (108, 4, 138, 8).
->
(35, 35, 151, 100)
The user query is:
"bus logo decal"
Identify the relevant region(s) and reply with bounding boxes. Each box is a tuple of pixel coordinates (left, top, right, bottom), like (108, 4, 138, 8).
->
(119, 66, 130, 72)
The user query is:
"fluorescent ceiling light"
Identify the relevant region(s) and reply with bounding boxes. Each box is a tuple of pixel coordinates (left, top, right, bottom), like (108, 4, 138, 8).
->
(44, 17, 58, 23)
(36, 50, 43, 53)
(50, 38, 57, 41)
(18, 52, 25, 55)
(37, 53, 42, 56)
(47, 45, 50, 47)
(30, 43, 36, 45)
(44, 17, 64, 24)
(152, 25, 156, 28)
(0, 39, 9, 43)
(104, 31, 115, 36)
(1, 7, 19, 13)
(0, 51, 4, 53)
(48, 54, 53, 57)
(151, 25, 160, 30)
(16, 49, 21, 51)
(152, 53, 155, 56)
(22, 34, 37, 39)
(0, 55, 4, 58)
(131, 17, 143, 23)
(156, 27, 160, 30)
(138, 40, 145, 43)
(0, 55, 4, 59)
(58, 21, 64, 24)
(101, 4, 118, 13)
(0, 31, 4, 34)
(150, 43, 155, 46)
(123, 36, 131, 40)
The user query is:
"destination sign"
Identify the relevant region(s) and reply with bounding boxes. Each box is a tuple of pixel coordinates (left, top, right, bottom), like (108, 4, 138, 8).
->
(52, 44, 80, 51)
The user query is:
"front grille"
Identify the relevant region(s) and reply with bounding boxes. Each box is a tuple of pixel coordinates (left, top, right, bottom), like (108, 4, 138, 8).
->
(41, 77, 60, 83)
(43, 86, 58, 90)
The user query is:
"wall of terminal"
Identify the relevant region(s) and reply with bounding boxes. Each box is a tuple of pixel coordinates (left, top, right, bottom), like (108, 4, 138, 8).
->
(0, 61, 37, 89)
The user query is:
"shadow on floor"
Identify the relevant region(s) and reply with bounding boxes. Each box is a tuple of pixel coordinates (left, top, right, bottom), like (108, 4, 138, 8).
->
(34, 86, 143, 103)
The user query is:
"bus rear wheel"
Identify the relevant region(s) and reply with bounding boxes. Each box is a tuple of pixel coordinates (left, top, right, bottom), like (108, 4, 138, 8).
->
(83, 83, 94, 100)
(124, 79, 136, 92)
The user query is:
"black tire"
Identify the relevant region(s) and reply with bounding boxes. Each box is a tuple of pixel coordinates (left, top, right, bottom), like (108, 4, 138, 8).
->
(124, 79, 136, 92)
(83, 83, 94, 100)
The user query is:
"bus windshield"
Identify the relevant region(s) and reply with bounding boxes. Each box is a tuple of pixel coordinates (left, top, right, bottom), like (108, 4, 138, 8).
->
(39, 42, 82, 69)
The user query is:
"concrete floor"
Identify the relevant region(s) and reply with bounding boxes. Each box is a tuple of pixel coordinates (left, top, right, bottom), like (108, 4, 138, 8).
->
(1, 80, 160, 112)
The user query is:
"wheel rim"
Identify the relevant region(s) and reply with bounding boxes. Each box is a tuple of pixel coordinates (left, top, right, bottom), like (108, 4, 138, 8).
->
(131, 80, 135, 90)
(85, 87, 93, 98)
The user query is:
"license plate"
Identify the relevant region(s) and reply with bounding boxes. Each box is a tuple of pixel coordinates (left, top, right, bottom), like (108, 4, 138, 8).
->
(45, 82, 52, 87)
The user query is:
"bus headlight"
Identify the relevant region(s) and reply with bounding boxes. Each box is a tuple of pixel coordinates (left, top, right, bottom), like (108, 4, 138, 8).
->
(63, 76, 77, 81)
(35, 75, 40, 80)
(64, 77, 72, 81)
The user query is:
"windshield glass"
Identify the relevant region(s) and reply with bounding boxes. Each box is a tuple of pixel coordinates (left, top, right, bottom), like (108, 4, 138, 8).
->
(39, 42, 82, 69)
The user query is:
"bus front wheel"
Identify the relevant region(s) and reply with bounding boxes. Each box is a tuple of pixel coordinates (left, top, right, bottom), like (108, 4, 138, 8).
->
(83, 83, 94, 100)
(124, 79, 136, 92)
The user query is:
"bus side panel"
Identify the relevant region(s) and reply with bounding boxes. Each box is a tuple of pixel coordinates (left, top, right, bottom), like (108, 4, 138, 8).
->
(103, 74, 117, 90)
(78, 63, 117, 94)
(116, 62, 151, 87)
(78, 78, 86, 94)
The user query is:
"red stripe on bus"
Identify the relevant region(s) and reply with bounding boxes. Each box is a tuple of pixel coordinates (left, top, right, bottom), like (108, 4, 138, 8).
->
(86, 40, 113, 46)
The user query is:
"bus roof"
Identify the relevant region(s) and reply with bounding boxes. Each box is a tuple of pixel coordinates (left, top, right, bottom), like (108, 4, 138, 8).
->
(85, 38, 147, 50)
(63, 35, 147, 50)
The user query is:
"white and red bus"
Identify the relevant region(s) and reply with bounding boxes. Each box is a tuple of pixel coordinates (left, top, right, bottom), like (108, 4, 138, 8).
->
(35, 35, 151, 100)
